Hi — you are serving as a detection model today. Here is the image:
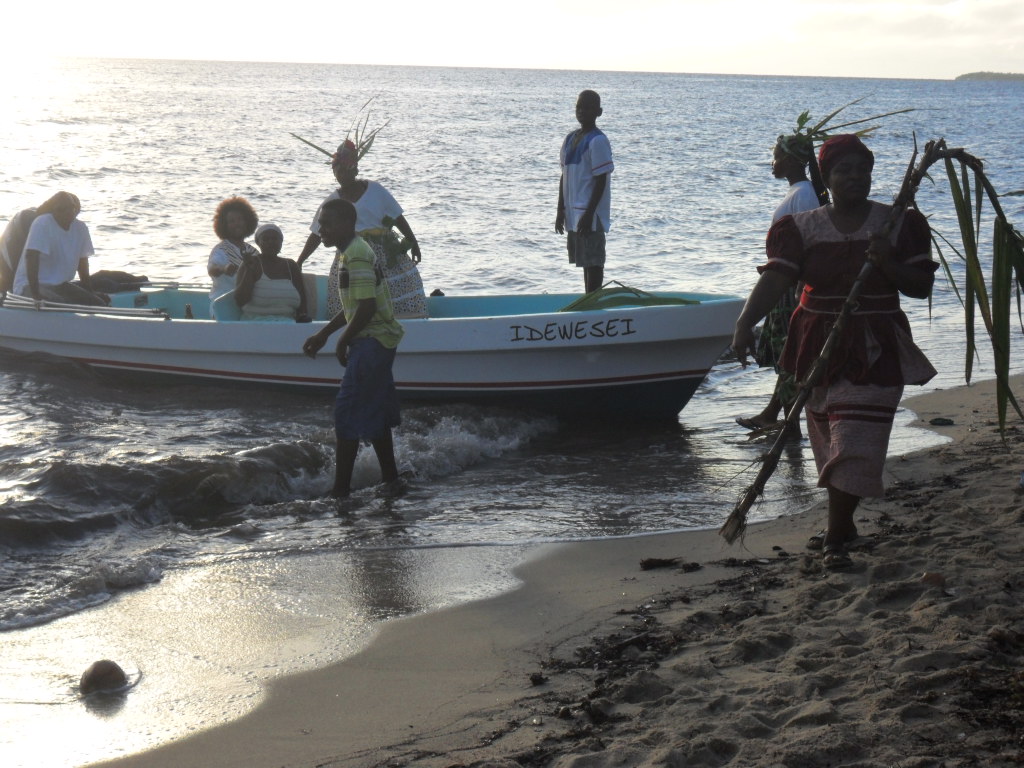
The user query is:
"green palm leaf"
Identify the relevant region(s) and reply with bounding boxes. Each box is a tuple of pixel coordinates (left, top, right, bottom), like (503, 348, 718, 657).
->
(818, 108, 916, 134)
(991, 219, 1024, 424)
(934, 151, 1024, 426)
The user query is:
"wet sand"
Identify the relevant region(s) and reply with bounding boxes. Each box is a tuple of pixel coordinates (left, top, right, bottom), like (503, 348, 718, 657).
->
(88, 374, 1024, 768)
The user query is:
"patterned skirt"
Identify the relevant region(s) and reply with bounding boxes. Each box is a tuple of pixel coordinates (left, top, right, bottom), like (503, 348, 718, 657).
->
(326, 234, 428, 319)
(754, 285, 798, 370)
(805, 379, 903, 498)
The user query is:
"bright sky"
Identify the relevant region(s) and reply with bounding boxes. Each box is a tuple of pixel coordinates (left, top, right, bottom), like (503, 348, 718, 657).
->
(4, 0, 1022, 79)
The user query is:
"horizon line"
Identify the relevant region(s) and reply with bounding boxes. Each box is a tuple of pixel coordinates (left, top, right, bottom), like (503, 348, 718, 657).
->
(47, 55, 976, 83)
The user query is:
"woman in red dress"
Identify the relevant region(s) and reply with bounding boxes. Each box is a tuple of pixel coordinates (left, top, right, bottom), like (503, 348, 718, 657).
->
(732, 135, 937, 569)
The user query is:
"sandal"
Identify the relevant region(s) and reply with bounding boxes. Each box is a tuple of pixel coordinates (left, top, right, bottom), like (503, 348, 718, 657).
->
(807, 528, 860, 551)
(822, 543, 853, 570)
(735, 416, 765, 431)
(806, 530, 827, 551)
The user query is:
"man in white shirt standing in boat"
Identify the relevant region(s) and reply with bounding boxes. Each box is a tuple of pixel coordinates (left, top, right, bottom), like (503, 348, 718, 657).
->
(13, 191, 107, 306)
(556, 90, 614, 294)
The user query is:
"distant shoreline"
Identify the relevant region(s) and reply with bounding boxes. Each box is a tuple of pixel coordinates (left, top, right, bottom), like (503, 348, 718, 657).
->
(956, 71, 1024, 81)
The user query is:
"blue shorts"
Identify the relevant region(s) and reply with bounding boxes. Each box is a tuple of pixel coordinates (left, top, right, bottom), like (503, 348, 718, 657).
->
(334, 337, 401, 442)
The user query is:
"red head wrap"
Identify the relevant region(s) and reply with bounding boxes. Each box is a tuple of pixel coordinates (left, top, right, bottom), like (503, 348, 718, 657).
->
(818, 134, 874, 181)
(331, 139, 358, 169)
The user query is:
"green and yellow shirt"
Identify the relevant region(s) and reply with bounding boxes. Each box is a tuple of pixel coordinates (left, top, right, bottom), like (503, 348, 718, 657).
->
(337, 236, 404, 349)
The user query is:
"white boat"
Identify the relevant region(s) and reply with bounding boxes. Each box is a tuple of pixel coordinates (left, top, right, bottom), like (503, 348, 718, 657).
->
(0, 279, 743, 418)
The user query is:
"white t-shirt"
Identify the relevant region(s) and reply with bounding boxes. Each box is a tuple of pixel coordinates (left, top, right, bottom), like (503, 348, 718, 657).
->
(14, 214, 94, 295)
(310, 181, 403, 237)
(560, 128, 614, 232)
(772, 180, 819, 223)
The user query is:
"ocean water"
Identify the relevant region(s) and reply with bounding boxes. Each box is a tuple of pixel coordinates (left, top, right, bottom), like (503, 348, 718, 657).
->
(1, 59, 1023, 766)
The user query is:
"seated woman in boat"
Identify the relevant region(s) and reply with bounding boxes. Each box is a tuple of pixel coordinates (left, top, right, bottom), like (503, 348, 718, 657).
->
(234, 223, 310, 322)
(207, 196, 259, 317)
(296, 133, 427, 318)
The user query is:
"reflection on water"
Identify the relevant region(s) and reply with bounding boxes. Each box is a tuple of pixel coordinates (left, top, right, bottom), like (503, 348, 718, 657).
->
(0, 541, 529, 768)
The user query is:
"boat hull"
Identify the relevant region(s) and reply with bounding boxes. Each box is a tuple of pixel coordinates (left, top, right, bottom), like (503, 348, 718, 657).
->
(0, 289, 743, 417)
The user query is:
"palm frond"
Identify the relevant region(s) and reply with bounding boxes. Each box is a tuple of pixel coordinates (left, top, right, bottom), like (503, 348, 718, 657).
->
(807, 96, 868, 133)
(289, 132, 333, 157)
(930, 235, 966, 306)
(929, 149, 1022, 423)
(945, 158, 994, 327)
(293, 95, 392, 166)
(819, 108, 916, 134)
(782, 98, 915, 209)
(992, 219, 1014, 426)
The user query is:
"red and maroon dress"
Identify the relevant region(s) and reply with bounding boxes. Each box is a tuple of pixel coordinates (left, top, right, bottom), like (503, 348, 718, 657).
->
(761, 201, 937, 497)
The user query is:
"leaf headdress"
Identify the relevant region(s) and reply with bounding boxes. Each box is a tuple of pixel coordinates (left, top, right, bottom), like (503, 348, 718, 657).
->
(290, 97, 391, 165)
(779, 98, 915, 205)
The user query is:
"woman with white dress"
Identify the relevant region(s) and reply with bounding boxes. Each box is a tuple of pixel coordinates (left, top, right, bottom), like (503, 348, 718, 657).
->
(296, 138, 426, 319)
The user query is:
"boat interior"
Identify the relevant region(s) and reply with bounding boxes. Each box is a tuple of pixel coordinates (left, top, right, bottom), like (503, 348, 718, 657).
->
(3, 278, 726, 322)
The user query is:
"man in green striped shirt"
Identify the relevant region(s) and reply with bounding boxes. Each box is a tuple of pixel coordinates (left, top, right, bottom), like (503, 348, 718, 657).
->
(302, 198, 404, 497)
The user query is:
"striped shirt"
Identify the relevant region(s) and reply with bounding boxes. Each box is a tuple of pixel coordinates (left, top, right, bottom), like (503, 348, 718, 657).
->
(337, 236, 404, 349)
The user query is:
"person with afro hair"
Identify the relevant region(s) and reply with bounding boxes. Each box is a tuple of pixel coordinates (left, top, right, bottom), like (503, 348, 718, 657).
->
(207, 196, 259, 317)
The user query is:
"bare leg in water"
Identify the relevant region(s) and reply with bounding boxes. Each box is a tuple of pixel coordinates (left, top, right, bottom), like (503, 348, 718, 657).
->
(738, 378, 801, 437)
(742, 389, 783, 430)
(331, 430, 399, 497)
